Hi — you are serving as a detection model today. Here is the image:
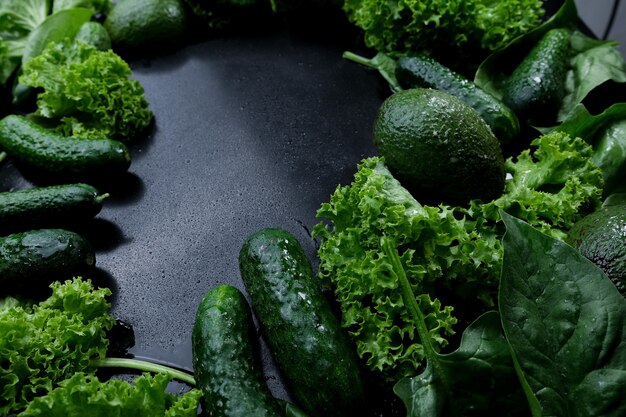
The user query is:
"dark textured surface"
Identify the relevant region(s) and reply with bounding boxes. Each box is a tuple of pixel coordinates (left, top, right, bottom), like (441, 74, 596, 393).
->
(1, 30, 384, 397)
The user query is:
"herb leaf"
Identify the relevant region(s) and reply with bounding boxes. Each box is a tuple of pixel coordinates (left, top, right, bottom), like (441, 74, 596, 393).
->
(500, 212, 626, 417)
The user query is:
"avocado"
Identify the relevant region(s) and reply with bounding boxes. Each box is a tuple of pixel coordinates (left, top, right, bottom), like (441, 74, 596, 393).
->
(104, 0, 187, 54)
(74, 22, 111, 51)
(567, 204, 626, 295)
(373, 88, 506, 205)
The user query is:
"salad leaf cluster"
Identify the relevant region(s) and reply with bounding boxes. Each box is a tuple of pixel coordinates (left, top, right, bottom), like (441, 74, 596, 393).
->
(19, 372, 201, 417)
(20, 39, 153, 140)
(313, 131, 603, 379)
(0, 278, 115, 415)
(342, 0, 544, 72)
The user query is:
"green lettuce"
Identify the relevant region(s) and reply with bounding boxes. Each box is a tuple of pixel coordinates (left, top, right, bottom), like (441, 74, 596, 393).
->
(342, 0, 544, 74)
(313, 131, 603, 379)
(18, 373, 201, 417)
(0, 37, 14, 86)
(20, 39, 153, 140)
(0, 278, 115, 415)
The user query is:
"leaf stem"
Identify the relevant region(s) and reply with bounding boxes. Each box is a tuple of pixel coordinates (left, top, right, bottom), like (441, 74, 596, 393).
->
(342, 51, 377, 69)
(381, 236, 453, 402)
(91, 357, 196, 386)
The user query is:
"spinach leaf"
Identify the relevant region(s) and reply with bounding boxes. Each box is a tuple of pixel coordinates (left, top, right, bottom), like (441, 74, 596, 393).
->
(394, 311, 529, 417)
(21, 7, 91, 63)
(552, 103, 626, 195)
(376, 237, 526, 417)
(559, 32, 626, 120)
(500, 212, 626, 417)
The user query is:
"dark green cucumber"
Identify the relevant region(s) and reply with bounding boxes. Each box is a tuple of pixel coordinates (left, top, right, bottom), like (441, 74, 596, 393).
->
(502, 28, 571, 125)
(239, 228, 365, 417)
(0, 228, 95, 289)
(0, 115, 131, 179)
(396, 54, 520, 146)
(192, 285, 283, 417)
(0, 183, 108, 234)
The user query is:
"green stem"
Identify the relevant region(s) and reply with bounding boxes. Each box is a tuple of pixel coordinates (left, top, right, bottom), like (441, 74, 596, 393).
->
(381, 236, 452, 395)
(95, 193, 110, 204)
(342, 51, 377, 69)
(91, 358, 196, 386)
(0, 152, 7, 164)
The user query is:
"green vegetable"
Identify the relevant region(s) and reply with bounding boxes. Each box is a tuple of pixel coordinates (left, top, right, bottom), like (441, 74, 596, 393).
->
(192, 285, 283, 417)
(475, 0, 626, 124)
(104, 0, 187, 54)
(74, 21, 111, 51)
(393, 311, 528, 417)
(239, 228, 365, 417)
(567, 204, 626, 295)
(373, 88, 506, 205)
(342, 0, 544, 73)
(51, 0, 111, 14)
(501, 28, 571, 125)
(0, 183, 108, 234)
(314, 131, 603, 378)
(0, 229, 95, 291)
(20, 7, 92, 64)
(1, 277, 198, 415)
(0, 115, 131, 180)
(20, 39, 153, 141)
(341, 51, 400, 91)
(18, 372, 202, 417)
(551, 103, 626, 195)
(0, 38, 16, 87)
(500, 212, 626, 417)
(395, 54, 520, 146)
(0, 278, 114, 415)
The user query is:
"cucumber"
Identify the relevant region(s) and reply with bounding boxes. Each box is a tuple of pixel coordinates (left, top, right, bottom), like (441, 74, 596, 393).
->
(0, 228, 95, 290)
(395, 54, 520, 146)
(0, 183, 108, 234)
(191, 285, 283, 417)
(239, 228, 365, 417)
(0, 115, 131, 180)
(502, 28, 571, 125)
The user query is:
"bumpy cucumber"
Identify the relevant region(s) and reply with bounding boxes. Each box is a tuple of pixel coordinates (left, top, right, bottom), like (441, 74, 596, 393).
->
(239, 228, 365, 417)
(0, 228, 95, 289)
(192, 285, 283, 417)
(0, 183, 108, 234)
(395, 54, 520, 146)
(502, 28, 571, 125)
(0, 115, 131, 179)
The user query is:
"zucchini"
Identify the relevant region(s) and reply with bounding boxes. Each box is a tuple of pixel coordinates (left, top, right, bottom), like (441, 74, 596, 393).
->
(239, 228, 365, 417)
(0, 228, 95, 291)
(502, 28, 571, 125)
(191, 285, 283, 417)
(0, 183, 108, 234)
(395, 54, 520, 146)
(0, 115, 131, 180)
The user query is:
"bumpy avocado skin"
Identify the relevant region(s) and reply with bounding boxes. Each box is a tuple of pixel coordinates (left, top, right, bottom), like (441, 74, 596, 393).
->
(568, 205, 626, 295)
(373, 88, 506, 205)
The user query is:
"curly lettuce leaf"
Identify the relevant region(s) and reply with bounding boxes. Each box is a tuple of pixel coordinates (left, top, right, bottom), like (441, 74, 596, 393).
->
(0, 278, 115, 415)
(314, 132, 603, 378)
(20, 39, 152, 140)
(479, 131, 604, 240)
(342, 0, 544, 74)
(551, 103, 626, 196)
(314, 157, 494, 378)
(18, 373, 202, 417)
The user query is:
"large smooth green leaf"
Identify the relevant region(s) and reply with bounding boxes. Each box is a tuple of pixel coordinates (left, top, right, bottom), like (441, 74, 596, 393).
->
(559, 32, 626, 120)
(500, 212, 626, 417)
(21, 7, 91, 64)
(394, 311, 529, 417)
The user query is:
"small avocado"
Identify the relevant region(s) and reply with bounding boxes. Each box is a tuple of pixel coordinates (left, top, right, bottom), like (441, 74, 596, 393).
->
(373, 88, 506, 205)
(567, 204, 626, 295)
(104, 0, 187, 54)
